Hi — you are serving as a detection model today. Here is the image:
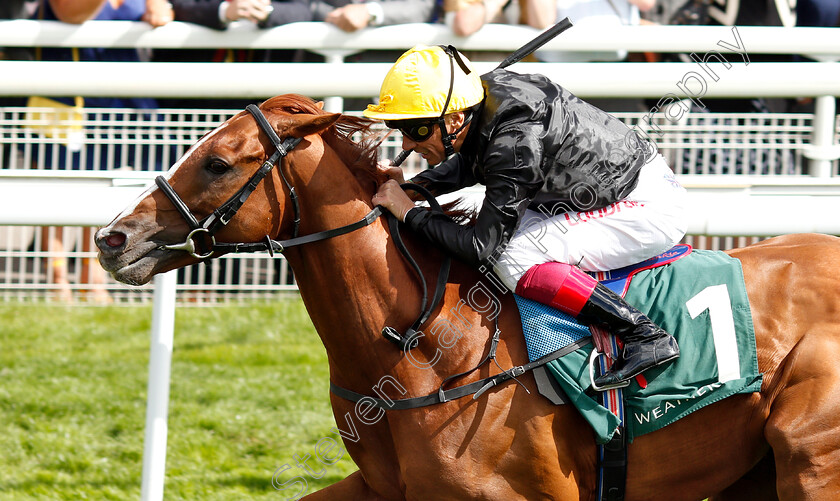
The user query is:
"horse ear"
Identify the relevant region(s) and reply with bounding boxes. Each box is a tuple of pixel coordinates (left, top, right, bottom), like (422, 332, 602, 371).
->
(275, 113, 341, 138)
(315, 101, 325, 109)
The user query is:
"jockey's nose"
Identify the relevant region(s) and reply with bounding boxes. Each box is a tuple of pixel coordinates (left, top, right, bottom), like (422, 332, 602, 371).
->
(402, 136, 418, 150)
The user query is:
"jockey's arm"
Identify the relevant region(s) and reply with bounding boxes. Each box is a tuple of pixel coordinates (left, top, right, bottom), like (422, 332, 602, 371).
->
(373, 153, 477, 220)
(404, 127, 543, 266)
(408, 153, 477, 199)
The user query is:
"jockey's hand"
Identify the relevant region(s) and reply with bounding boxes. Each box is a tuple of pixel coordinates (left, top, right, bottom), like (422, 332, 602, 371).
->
(377, 160, 406, 184)
(372, 180, 416, 222)
(324, 4, 370, 32)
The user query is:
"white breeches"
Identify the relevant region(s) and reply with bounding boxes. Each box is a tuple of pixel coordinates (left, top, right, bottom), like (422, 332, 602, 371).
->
(493, 155, 688, 291)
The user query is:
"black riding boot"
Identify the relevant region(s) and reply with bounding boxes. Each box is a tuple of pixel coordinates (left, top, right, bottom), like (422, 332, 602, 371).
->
(577, 283, 680, 389)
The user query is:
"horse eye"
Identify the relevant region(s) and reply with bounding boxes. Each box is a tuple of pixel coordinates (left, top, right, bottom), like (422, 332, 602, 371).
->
(206, 160, 229, 175)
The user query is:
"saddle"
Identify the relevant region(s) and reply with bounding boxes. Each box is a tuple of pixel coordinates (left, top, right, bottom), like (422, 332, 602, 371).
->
(514, 245, 763, 501)
(517, 244, 692, 404)
(516, 244, 693, 364)
(515, 244, 761, 441)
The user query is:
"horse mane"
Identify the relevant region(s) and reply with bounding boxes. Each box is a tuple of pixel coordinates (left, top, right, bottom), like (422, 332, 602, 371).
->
(262, 94, 477, 225)
(261, 94, 386, 186)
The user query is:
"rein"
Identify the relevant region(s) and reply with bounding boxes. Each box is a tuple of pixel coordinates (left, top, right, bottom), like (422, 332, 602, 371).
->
(381, 183, 451, 351)
(156, 104, 448, 349)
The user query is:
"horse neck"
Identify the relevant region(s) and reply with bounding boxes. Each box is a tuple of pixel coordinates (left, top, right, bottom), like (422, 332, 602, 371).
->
(279, 148, 499, 393)
(280, 148, 426, 387)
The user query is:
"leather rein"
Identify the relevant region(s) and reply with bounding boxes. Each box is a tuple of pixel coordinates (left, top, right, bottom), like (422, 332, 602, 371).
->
(155, 104, 448, 349)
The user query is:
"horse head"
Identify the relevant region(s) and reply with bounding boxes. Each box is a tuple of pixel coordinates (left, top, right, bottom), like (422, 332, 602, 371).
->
(95, 95, 381, 286)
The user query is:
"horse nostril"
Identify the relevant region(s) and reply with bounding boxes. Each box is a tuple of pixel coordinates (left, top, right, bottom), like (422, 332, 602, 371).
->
(104, 232, 126, 248)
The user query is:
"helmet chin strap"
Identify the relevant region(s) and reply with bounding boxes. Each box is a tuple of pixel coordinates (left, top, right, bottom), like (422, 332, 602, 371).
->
(438, 110, 473, 158)
(437, 45, 474, 158)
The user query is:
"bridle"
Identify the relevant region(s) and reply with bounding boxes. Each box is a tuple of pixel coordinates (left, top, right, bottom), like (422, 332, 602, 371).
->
(155, 103, 449, 350)
(155, 104, 303, 259)
(155, 104, 396, 260)
(156, 19, 578, 423)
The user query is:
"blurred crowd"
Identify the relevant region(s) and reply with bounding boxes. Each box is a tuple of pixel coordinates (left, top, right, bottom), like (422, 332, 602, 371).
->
(2, 0, 832, 111)
(4, 0, 834, 61)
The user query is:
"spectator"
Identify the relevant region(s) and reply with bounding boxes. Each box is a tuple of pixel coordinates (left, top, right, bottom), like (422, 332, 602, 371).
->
(312, 0, 436, 32)
(442, 0, 518, 37)
(655, 0, 797, 172)
(144, 0, 175, 25)
(169, 0, 310, 30)
(47, 0, 107, 22)
(0, 0, 35, 21)
(32, 0, 170, 169)
(796, 0, 839, 27)
(29, 0, 172, 302)
(1, 0, 38, 159)
(530, 0, 656, 62)
(309, 0, 436, 111)
(786, 0, 838, 113)
(663, 0, 709, 26)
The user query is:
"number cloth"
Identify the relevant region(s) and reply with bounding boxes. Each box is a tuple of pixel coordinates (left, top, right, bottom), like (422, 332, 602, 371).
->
(537, 250, 762, 443)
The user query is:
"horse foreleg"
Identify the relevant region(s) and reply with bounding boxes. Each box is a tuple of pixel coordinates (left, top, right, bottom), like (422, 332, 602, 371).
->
(301, 471, 394, 501)
(765, 330, 840, 499)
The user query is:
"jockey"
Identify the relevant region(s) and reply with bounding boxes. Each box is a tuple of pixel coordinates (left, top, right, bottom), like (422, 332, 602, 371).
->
(365, 45, 688, 390)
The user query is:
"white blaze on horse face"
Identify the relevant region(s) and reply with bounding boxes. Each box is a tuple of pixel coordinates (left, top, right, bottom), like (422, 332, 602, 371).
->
(166, 121, 231, 180)
(112, 183, 157, 223)
(112, 122, 231, 224)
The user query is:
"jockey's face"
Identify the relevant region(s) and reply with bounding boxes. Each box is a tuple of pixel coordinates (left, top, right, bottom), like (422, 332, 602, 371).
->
(397, 112, 469, 166)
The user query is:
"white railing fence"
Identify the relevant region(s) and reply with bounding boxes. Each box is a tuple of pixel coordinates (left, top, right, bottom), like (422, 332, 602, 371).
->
(2, 106, 837, 302)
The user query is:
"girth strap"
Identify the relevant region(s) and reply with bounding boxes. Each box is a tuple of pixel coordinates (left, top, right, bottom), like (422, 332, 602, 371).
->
(330, 337, 590, 410)
(599, 425, 627, 501)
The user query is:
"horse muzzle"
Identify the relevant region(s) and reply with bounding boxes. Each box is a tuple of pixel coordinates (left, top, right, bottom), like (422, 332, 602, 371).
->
(95, 225, 172, 285)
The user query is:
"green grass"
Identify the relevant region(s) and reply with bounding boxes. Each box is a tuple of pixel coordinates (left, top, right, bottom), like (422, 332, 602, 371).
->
(0, 300, 357, 500)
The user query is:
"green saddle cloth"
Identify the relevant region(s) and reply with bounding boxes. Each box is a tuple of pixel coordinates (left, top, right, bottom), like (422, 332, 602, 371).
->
(546, 249, 763, 443)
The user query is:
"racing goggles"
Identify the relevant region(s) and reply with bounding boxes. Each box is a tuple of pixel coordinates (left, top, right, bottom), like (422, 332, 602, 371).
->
(386, 118, 439, 142)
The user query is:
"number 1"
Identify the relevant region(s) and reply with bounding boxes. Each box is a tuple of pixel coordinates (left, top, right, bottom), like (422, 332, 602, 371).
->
(685, 284, 741, 383)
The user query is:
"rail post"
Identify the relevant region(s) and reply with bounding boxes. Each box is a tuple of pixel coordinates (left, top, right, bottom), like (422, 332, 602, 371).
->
(806, 95, 839, 178)
(140, 270, 178, 501)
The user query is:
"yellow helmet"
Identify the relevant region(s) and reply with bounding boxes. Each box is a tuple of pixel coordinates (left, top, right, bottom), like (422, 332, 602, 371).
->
(363, 45, 484, 121)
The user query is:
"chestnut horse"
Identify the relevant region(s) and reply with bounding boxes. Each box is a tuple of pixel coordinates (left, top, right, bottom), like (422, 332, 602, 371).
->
(96, 95, 840, 500)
